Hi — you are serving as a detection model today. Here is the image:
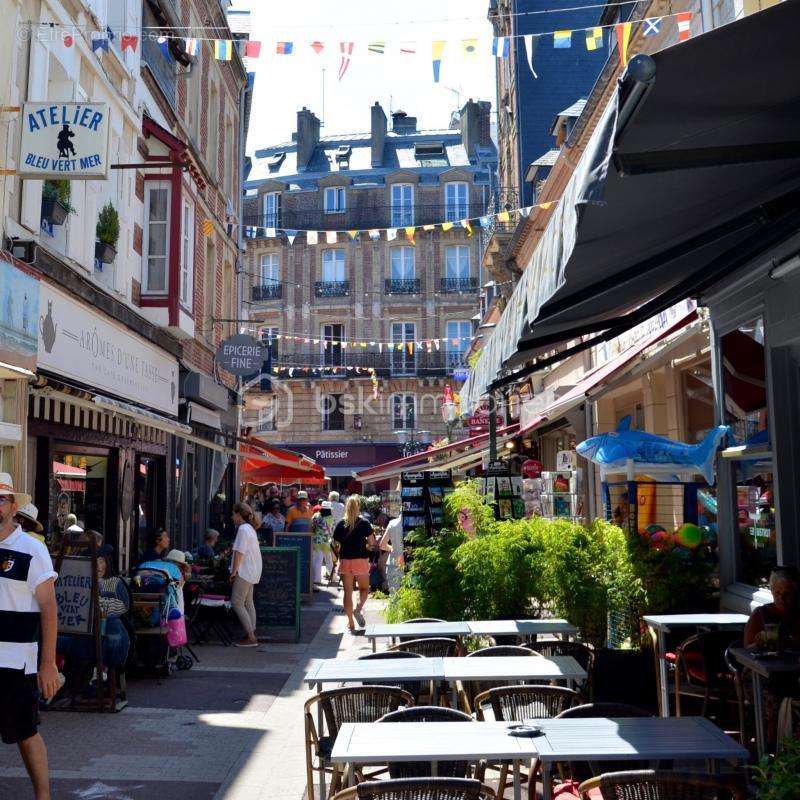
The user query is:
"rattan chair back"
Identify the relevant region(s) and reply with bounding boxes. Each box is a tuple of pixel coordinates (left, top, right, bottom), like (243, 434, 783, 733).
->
(391, 637, 459, 658)
(475, 685, 580, 721)
(578, 769, 747, 800)
(359, 650, 425, 702)
(353, 777, 494, 800)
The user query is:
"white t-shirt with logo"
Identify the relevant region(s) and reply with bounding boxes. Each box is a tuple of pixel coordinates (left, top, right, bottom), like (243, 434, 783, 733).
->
(0, 526, 58, 674)
(232, 523, 263, 585)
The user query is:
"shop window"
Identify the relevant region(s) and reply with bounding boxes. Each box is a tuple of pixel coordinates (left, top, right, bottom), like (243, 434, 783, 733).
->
(322, 394, 345, 431)
(721, 318, 774, 588)
(51, 453, 108, 540)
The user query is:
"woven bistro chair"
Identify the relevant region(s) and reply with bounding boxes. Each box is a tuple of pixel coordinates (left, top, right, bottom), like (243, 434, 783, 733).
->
(333, 777, 496, 800)
(378, 706, 484, 780)
(397, 618, 447, 641)
(359, 650, 427, 704)
(391, 637, 460, 659)
(473, 685, 580, 800)
(526, 641, 595, 697)
(304, 685, 414, 800)
(578, 770, 747, 800)
(458, 646, 541, 715)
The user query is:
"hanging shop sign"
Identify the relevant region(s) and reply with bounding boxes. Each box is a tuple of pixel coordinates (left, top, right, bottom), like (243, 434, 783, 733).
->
(37, 282, 179, 415)
(18, 102, 111, 179)
(216, 334, 264, 376)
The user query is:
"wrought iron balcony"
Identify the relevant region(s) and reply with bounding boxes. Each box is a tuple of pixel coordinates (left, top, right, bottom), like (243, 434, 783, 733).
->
(314, 280, 350, 297)
(384, 278, 420, 295)
(440, 277, 479, 293)
(251, 283, 283, 301)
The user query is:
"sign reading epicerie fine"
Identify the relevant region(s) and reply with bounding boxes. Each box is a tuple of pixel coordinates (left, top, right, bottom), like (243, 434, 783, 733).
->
(37, 283, 179, 415)
(18, 102, 111, 179)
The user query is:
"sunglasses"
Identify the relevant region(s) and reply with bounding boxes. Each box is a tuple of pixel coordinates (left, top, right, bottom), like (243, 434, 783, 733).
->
(0, 496, 13, 506)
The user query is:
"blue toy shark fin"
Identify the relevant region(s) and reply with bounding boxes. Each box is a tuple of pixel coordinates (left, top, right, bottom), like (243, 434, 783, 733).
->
(617, 415, 632, 432)
(694, 425, 730, 485)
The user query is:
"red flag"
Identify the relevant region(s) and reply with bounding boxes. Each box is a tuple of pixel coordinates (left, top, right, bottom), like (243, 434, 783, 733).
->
(615, 22, 632, 66)
(245, 40, 262, 58)
(120, 34, 138, 52)
(338, 41, 354, 80)
(676, 12, 693, 41)
(62, 32, 74, 47)
(311, 41, 324, 54)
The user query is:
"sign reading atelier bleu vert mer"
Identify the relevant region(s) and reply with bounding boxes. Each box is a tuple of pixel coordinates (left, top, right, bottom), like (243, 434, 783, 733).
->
(216, 334, 264, 376)
(18, 102, 111, 179)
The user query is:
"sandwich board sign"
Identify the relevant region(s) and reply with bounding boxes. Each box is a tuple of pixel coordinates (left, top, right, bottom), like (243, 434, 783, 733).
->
(18, 102, 111, 179)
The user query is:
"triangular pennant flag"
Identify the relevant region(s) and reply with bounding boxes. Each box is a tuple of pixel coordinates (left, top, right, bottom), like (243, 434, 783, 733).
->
(441, 221, 454, 232)
(519, 206, 532, 218)
(405, 226, 415, 245)
(106, 26, 115, 43)
(585, 27, 603, 51)
(479, 216, 492, 227)
(307, 231, 318, 245)
(378, 343, 383, 353)
(311, 41, 324, 54)
(121, 34, 139, 53)
(423, 224, 435, 231)
(553, 30, 572, 49)
(92, 32, 110, 53)
(462, 38, 478, 57)
(387, 228, 397, 241)
(492, 37, 510, 58)
(523, 34, 538, 79)
(406, 342, 414, 355)
(245, 41, 262, 58)
(326, 230, 338, 244)
(432, 40, 446, 83)
(276, 41, 293, 55)
(338, 42, 354, 80)
(214, 40, 232, 60)
(497, 210, 511, 222)
(286, 231, 297, 245)
(461, 220, 473, 236)
(61, 31, 74, 48)
(616, 22, 632, 66)
(369, 230, 380, 240)
(643, 17, 662, 36)
(347, 230, 359, 240)
(676, 12, 693, 41)
(266, 228, 277, 238)
(539, 201, 554, 210)
(433, 339, 440, 350)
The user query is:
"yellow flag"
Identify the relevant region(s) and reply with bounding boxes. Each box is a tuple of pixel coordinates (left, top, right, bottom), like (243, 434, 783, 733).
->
(202, 219, 214, 236)
(441, 221, 454, 231)
(497, 210, 511, 223)
(539, 202, 553, 210)
(404, 226, 415, 244)
(348, 230, 359, 240)
(616, 22, 632, 66)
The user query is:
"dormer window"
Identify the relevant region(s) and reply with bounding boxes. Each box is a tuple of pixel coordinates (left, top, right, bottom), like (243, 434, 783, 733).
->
(415, 141, 447, 167)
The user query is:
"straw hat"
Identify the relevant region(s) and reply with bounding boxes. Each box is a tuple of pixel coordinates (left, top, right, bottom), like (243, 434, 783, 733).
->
(0, 473, 31, 507)
(16, 502, 43, 533)
(165, 549, 187, 565)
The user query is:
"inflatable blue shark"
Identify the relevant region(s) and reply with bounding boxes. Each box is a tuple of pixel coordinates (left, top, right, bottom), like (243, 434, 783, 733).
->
(576, 417, 730, 484)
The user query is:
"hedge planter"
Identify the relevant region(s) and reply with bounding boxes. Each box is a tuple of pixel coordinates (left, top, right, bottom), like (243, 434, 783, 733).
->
(41, 197, 69, 226)
(95, 241, 117, 265)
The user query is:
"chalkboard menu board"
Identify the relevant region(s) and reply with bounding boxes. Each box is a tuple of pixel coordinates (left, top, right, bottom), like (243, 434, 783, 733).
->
(256, 547, 300, 642)
(55, 555, 95, 634)
(274, 532, 313, 600)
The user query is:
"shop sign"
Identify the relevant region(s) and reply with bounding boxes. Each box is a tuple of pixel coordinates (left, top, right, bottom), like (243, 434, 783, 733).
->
(18, 102, 111, 179)
(556, 450, 577, 471)
(467, 407, 503, 435)
(216, 334, 264, 376)
(452, 367, 469, 382)
(0, 257, 38, 371)
(37, 282, 179, 415)
(522, 459, 543, 479)
(55, 556, 94, 634)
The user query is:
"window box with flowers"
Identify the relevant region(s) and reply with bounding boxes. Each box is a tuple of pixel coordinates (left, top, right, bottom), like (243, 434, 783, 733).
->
(95, 201, 120, 265)
(41, 179, 74, 226)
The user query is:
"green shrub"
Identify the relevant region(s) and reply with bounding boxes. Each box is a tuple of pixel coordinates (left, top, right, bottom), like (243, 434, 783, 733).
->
(751, 738, 800, 799)
(43, 179, 75, 213)
(443, 480, 497, 536)
(96, 201, 120, 247)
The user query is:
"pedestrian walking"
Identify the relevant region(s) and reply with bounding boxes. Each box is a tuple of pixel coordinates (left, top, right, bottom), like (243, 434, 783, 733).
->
(0, 473, 60, 800)
(262, 499, 285, 534)
(328, 490, 345, 526)
(332, 496, 376, 632)
(285, 490, 313, 532)
(229, 502, 263, 648)
(310, 502, 334, 585)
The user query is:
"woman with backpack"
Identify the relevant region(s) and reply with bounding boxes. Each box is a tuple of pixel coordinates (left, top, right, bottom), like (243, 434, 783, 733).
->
(332, 496, 375, 632)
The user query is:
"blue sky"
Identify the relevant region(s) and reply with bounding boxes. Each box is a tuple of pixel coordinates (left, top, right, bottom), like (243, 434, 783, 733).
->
(244, 0, 497, 152)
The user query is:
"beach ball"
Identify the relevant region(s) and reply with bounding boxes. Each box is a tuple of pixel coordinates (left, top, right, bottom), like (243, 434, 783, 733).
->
(650, 529, 674, 551)
(675, 522, 703, 550)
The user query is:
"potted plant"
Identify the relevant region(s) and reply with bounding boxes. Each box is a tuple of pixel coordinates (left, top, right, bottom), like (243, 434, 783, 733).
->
(41, 179, 74, 226)
(95, 201, 120, 264)
(751, 737, 800, 799)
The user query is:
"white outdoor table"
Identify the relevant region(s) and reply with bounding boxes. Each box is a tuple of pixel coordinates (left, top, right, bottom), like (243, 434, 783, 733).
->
(364, 622, 471, 652)
(532, 716, 748, 800)
(728, 646, 800, 757)
(304, 657, 446, 687)
(643, 614, 748, 717)
(515, 619, 578, 640)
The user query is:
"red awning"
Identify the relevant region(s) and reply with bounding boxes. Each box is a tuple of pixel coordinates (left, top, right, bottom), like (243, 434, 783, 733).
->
(56, 478, 85, 493)
(239, 438, 327, 486)
(53, 461, 86, 492)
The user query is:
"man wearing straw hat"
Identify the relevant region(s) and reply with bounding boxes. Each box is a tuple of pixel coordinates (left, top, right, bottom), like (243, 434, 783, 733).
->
(0, 473, 59, 799)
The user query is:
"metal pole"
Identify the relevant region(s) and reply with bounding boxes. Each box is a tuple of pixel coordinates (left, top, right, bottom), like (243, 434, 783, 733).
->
(488, 393, 498, 461)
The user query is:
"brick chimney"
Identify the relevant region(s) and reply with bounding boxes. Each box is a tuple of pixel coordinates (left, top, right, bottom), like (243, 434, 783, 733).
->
(371, 102, 387, 167)
(460, 99, 492, 159)
(296, 107, 320, 172)
(391, 110, 417, 133)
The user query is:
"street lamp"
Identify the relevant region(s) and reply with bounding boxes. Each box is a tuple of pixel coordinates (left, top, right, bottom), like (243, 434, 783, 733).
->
(440, 385, 459, 443)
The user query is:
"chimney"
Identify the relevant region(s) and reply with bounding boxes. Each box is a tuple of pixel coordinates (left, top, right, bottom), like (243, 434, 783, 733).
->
(391, 110, 418, 133)
(295, 107, 320, 171)
(460, 99, 492, 159)
(370, 102, 387, 167)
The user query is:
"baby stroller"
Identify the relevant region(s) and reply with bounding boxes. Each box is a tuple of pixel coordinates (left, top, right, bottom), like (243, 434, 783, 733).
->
(129, 565, 193, 675)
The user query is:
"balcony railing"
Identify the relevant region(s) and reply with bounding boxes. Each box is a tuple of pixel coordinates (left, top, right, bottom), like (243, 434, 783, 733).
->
(272, 350, 467, 378)
(384, 278, 420, 295)
(251, 283, 283, 301)
(243, 202, 488, 235)
(315, 280, 350, 297)
(440, 277, 479, 293)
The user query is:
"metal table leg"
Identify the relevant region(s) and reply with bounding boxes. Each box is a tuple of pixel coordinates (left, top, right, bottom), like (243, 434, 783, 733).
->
(657, 628, 669, 718)
(513, 760, 522, 800)
(752, 670, 766, 758)
(431, 761, 438, 777)
(371, 637, 377, 653)
(541, 761, 552, 800)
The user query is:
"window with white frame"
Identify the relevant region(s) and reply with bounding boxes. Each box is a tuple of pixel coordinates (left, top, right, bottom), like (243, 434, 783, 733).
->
(263, 191, 281, 228)
(260, 326, 279, 355)
(143, 182, 170, 293)
(392, 393, 416, 430)
(390, 247, 415, 280)
(324, 186, 346, 213)
(321, 323, 345, 366)
(391, 183, 414, 227)
(260, 253, 280, 284)
(445, 245, 470, 279)
(445, 182, 468, 221)
(322, 250, 346, 283)
(391, 321, 416, 376)
(180, 199, 194, 307)
(446, 320, 472, 369)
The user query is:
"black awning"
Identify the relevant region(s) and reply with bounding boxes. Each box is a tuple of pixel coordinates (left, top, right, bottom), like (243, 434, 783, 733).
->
(518, 0, 800, 354)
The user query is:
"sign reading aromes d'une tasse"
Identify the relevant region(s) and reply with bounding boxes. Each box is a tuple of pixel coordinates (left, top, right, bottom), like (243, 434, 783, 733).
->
(18, 102, 111, 179)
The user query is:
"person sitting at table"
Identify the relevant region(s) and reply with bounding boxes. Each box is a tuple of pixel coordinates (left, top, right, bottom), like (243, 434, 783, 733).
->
(196, 529, 219, 561)
(138, 526, 170, 564)
(744, 567, 800, 650)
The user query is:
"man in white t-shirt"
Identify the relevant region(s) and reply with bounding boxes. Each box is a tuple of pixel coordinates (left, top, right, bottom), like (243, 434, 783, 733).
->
(328, 491, 345, 526)
(230, 502, 263, 648)
(0, 474, 59, 800)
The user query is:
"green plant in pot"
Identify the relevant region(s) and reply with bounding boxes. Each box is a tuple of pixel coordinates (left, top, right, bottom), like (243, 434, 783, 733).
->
(41, 179, 74, 226)
(751, 738, 800, 799)
(95, 201, 120, 265)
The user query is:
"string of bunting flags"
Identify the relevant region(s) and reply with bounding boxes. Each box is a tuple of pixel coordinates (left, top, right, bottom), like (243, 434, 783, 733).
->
(32, 11, 692, 81)
(269, 365, 381, 397)
(263, 333, 474, 352)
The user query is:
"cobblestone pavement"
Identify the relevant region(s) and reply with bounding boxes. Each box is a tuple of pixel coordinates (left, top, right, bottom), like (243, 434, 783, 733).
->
(0, 586, 381, 800)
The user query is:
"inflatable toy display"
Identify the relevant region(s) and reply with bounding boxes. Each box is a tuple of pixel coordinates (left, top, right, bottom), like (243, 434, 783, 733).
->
(650, 529, 674, 551)
(674, 522, 703, 550)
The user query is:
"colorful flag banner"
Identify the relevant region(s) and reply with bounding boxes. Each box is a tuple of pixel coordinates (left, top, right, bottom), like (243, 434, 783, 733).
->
(677, 12, 693, 41)
(492, 36, 510, 58)
(553, 30, 572, 49)
(286, 230, 298, 245)
(265, 228, 277, 238)
(387, 228, 397, 241)
(276, 41, 293, 55)
(586, 27, 603, 51)
(157, 36, 170, 58)
(121, 34, 139, 52)
(339, 41, 354, 80)
(311, 41, 324, 54)
(497, 210, 511, 223)
(307, 231, 318, 245)
(643, 17, 662, 36)
(404, 226, 415, 244)
(479, 216, 492, 227)
(423, 224, 435, 231)
(202, 219, 214, 236)
(461, 220, 473, 236)
(441, 221, 454, 232)
(106, 26, 115, 43)
(326, 231, 338, 244)
(519, 206, 532, 218)
(432, 40, 446, 83)
(245, 40, 262, 58)
(523, 34, 538, 78)
(348, 230, 359, 240)
(214, 39, 232, 60)
(61, 31, 74, 48)
(616, 22, 632, 66)
(462, 38, 478, 57)
(369, 230, 380, 240)
(368, 41, 385, 54)
(92, 32, 109, 53)
(184, 37, 198, 56)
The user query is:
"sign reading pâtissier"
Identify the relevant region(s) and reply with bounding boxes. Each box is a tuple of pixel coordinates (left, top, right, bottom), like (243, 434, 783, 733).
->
(18, 102, 111, 179)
